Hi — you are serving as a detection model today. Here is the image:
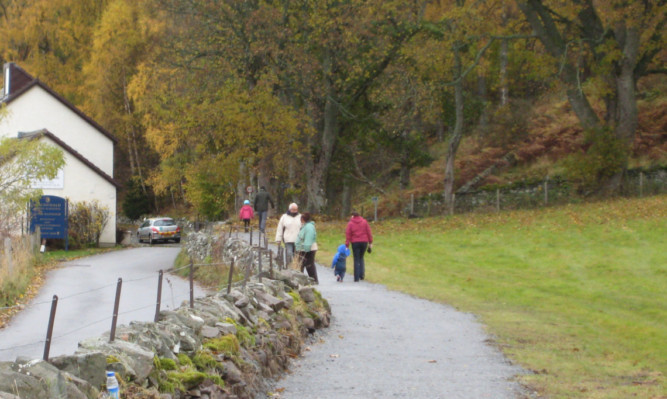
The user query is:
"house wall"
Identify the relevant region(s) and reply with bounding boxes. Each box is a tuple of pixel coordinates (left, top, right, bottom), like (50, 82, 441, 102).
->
(0, 85, 114, 177)
(40, 137, 117, 246)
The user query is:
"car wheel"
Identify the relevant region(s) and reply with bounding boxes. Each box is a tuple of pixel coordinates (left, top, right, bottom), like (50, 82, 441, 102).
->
(137, 233, 142, 243)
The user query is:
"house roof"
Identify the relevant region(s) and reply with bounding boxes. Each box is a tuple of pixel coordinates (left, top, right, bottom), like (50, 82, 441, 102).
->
(2, 63, 118, 144)
(18, 129, 120, 189)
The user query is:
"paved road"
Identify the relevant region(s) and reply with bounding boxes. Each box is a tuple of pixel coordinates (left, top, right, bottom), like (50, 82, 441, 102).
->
(270, 263, 526, 399)
(0, 246, 208, 362)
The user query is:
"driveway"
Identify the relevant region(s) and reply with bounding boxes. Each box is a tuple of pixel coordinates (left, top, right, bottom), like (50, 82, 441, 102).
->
(0, 246, 208, 362)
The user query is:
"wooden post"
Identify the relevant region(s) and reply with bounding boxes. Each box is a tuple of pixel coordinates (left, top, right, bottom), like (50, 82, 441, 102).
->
(4, 237, 12, 277)
(154, 270, 163, 322)
(258, 248, 263, 283)
(189, 260, 194, 309)
(410, 194, 414, 215)
(496, 189, 500, 212)
(640, 171, 644, 197)
(249, 227, 253, 246)
(269, 251, 274, 279)
(43, 295, 58, 361)
(109, 278, 122, 342)
(544, 178, 549, 205)
(227, 258, 235, 294)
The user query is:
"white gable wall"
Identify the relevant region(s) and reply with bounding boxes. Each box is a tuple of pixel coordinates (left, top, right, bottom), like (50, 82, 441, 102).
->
(39, 137, 117, 246)
(0, 85, 114, 176)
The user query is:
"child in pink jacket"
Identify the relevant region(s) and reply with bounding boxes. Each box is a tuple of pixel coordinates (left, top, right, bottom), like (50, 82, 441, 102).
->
(239, 200, 254, 232)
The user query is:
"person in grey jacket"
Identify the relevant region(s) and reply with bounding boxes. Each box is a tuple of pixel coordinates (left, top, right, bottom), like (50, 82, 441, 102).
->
(253, 186, 274, 233)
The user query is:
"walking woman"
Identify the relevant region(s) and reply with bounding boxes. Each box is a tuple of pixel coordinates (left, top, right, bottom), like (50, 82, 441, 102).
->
(275, 203, 301, 266)
(295, 212, 319, 284)
(345, 212, 373, 282)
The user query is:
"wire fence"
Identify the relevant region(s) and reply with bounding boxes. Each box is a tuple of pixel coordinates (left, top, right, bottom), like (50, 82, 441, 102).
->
(0, 231, 282, 362)
(403, 168, 667, 217)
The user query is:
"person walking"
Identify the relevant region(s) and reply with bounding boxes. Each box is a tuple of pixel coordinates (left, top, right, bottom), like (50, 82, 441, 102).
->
(345, 212, 373, 282)
(275, 203, 301, 266)
(239, 200, 254, 232)
(253, 186, 274, 233)
(295, 212, 319, 284)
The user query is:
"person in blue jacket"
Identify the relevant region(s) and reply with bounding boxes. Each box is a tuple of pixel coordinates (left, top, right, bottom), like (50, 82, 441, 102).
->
(331, 244, 350, 282)
(295, 212, 319, 283)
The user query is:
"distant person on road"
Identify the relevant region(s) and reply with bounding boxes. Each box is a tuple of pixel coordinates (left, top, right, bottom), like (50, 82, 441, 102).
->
(239, 200, 254, 232)
(253, 186, 274, 233)
(331, 244, 350, 282)
(345, 212, 373, 282)
(275, 202, 301, 266)
(295, 212, 319, 284)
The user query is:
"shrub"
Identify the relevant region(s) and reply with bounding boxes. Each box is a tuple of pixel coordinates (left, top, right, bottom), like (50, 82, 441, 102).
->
(68, 200, 110, 248)
(564, 127, 628, 191)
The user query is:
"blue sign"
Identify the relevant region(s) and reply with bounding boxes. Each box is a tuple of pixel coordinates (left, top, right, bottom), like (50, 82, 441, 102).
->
(30, 195, 68, 239)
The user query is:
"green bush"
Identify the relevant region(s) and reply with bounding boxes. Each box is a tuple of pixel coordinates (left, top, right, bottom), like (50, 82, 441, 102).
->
(564, 127, 628, 190)
(122, 176, 151, 220)
(68, 200, 110, 248)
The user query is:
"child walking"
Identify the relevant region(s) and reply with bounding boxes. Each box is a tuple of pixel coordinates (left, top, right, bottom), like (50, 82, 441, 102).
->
(239, 200, 254, 232)
(331, 244, 350, 282)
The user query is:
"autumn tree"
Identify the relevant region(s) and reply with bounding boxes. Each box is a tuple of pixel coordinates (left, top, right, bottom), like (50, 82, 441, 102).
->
(516, 0, 667, 192)
(83, 0, 158, 191)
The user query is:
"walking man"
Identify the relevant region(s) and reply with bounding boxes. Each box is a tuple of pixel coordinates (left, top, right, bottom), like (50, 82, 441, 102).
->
(275, 203, 301, 266)
(253, 186, 274, 233)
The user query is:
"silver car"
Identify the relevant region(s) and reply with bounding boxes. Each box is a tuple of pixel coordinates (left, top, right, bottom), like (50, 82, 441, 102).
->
(137, 217, 181, 244)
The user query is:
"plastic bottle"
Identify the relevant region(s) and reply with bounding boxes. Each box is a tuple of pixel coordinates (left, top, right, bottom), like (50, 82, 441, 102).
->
(106, 371, 120, 399)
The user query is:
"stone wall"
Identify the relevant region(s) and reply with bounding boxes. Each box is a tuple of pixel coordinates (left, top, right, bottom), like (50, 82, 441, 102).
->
(0, 249, 330, 398)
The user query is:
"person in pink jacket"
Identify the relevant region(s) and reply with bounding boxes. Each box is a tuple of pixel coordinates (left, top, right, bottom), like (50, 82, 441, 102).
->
(239, 200, 254, 232)
(345, 212, 373, 282)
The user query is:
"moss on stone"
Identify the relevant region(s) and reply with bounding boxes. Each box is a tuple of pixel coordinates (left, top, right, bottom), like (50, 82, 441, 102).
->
(225, 317, 256, 348)
(158, 357, 177, 371)
(177, 353, 193, 367)
(203, 334, 240, 355)
(193, 350, 219, 370)
(167, 370, 207, 390)
(106, 355, 121, 364)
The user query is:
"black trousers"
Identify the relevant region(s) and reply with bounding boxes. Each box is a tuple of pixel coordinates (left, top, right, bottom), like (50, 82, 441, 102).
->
(297, 250, 319, 284)
(351, 242, 368, 281)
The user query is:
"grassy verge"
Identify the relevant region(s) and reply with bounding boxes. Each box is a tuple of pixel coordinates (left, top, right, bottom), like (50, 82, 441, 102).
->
(315, 195, 666, 398)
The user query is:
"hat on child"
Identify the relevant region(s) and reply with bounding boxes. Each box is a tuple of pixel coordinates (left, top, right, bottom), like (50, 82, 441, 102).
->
(244, 200, 250, 205)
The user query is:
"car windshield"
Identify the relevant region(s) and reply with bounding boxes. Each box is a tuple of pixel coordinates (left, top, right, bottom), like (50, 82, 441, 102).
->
(154, 219, 175, 227)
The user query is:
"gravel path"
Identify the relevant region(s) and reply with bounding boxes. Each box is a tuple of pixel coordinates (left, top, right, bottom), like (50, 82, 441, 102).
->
(270, 262, 526, 399)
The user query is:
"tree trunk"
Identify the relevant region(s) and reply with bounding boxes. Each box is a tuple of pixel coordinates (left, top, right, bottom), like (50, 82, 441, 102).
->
(499, 38, 508, 106)
(305, 52, 338, 213)
(340, 176, 351, 219)
(443, 49, 464, 209)
(599, 25, 640, 194)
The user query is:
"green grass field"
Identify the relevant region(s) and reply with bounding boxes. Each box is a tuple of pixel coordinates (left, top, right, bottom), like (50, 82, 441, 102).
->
(315, 196, 666, 398)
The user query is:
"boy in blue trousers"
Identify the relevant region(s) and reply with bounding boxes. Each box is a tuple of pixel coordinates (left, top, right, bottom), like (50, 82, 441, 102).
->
(331, 244, 350, 282)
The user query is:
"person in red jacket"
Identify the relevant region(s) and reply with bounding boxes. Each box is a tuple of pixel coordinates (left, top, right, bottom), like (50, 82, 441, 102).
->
(239, 200, 254, 232)
(345, 212, 373, 282)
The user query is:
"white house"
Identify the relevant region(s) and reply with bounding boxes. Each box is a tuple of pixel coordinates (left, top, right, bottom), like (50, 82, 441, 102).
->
(0, 63, 118, 246)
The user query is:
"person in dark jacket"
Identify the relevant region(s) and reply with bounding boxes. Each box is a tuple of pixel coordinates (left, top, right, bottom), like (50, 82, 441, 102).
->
(253, 186, 274, 233)
(331, 244, 350, 282)
(345, 212, 373, 282)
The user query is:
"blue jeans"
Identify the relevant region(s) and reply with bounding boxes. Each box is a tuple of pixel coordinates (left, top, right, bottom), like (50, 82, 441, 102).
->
(284, 242, 295, 266)
(351, 242, 368, 281)
(258, 211, 268, 232)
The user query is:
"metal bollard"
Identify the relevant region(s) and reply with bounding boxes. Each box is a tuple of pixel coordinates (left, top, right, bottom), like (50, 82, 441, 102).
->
(154, 270, 163, 322)
(43, 295, 58, 361)
(109, 278, 122, 342)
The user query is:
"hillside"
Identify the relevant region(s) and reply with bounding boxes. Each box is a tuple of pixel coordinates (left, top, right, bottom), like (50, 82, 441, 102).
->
(404, 75, 667, 201)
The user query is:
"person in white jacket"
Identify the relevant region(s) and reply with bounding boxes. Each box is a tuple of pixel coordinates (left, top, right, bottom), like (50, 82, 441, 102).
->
(275, 203, 301, 266)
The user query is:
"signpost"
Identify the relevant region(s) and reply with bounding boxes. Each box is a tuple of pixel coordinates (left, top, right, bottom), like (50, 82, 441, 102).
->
(30, 195, 69, 251)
